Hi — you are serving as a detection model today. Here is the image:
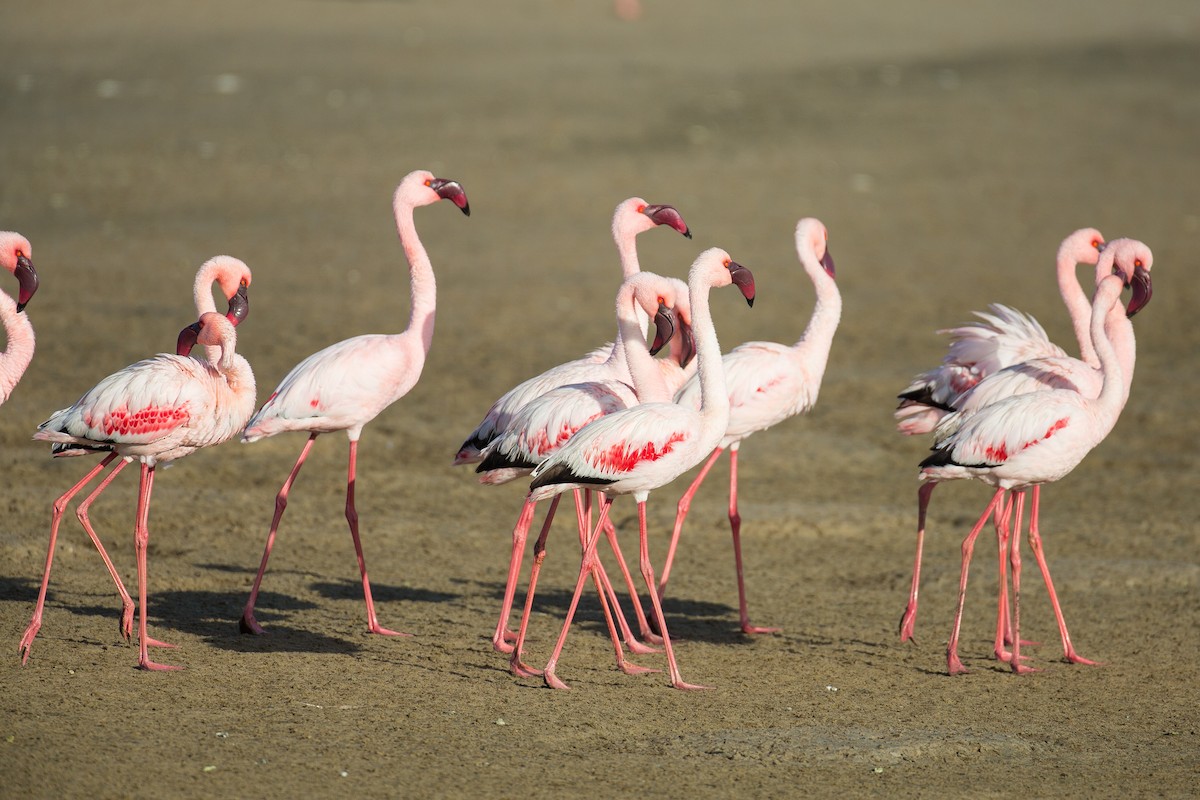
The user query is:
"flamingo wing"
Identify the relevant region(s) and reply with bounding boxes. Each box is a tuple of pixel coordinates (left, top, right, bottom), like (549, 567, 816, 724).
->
(925, 391, 1083, 470)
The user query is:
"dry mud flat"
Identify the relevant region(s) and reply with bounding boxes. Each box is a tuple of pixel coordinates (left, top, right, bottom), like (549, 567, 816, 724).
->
(1, 2, 1198, 798)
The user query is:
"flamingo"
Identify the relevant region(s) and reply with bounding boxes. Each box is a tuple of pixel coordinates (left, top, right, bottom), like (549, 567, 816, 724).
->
(0, 231, 40, 406)
(21, 311, 256, 670)
(452, 197, 691, 466)
(894, 228, 1106, 436)
(518, 247, 756, 690)
(899, 239, 1153, 660)
(238, 169, 469, 637)
(17, 256, 250, 662)
(478, 272, 688, 674)
(659, 217, 840, 635)
(917, 258, 1151, 675)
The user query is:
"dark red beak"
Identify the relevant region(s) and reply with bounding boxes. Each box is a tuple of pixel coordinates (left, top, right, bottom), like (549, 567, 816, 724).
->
(226, 284, 249, 326)
(727, 261, 755, 307)
(820, 249, 836, 279)
(642, 204, 691, 239)
(176, 321, 202, 356)
(14, 254, 38, 312)
(649, 303, 676, 356)
(430, 178, 470, 216)
(1125, 264, 1152, 318)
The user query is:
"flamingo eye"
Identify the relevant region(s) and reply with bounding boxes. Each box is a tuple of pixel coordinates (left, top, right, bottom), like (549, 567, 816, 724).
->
(637, 204, 646, 213)
(657, 295, 666, 305)
(423, 179, 432, 187)
(1134, 259, 1143, 269)
(722, 259, 732, 268)
(1091, 239, 1102, 249)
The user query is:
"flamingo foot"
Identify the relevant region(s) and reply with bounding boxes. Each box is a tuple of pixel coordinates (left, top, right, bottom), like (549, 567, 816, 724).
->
(741, 623, 782, 635)
(623, 638, 662, 655)
(1064, 651, 1102, 667)
(120, 603, 135, 640)
(1009, 660, 1041, 675)
(994, 648, 1034, 663)
(137, 657, 183, 672)
(18, 621, 41, 665)
(509, 656, 543, 679)
(898, 607, 917, 643)
(368, 624, 413, 637)
(947, 652, 970, 676)
(543, 667, 571, 690)
(239, 613, 266, 635)
(145, 636, 177, 649)
(492, 635, 515, 654)
(670, 678, 712, 691)
(617, 660, 659, 676)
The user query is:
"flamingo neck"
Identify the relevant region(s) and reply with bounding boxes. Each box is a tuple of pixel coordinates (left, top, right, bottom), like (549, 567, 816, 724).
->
(1059, 251, 1095, 368)
(1102, 300, 1136, 404)
(688, 275, 729, 444)
(612, 219, 651, 338)
(794, 257, 842, 382)
(0, 294, 34, 402)
(1089, 282, 1126, 426)
(395, 199, 437, 353)
(617, 293, 669, 404)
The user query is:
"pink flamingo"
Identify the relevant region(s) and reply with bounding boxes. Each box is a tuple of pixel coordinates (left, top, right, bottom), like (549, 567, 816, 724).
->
(452, 197, 690, 465)
(17, 256, 250, 662)
(519, 247, 756, 690)
(660, 217, 840, 634)
(917, 258, 1151, 675)
(480, 273, 688, 674)
(0, 231, 40, 406)
(239, 170, 469, 636)
(899, 239, 1152, 660)
(22, 311, 256, 670)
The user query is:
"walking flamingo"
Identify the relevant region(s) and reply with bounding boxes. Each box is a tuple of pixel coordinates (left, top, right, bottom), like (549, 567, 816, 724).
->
(238, 169, 469, 637)
(452, 197, 691, 465)
(479, 273, 688, 673)
(917, 259, 1151, 675)
(17, 256, 250, 663)
(518, 247, 756, 690)
(0, 231, 40, 406)
(659, 217, 840, 635)
(21, 311, 256, 670)
(899, 239, 1153, 659)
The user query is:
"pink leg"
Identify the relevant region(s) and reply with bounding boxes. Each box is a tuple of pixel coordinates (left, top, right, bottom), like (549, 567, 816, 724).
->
(992, 491, 1015, 660)
(133, 464, 179, 671)
(542, 497, 617, 690)
(241, 433, 317, 635)
(19, 454, 118, 665)
(1008, 491, 1038, 674)
(593, 494, 661, 649)
(899, 482, 936, 642)
(1027, 487, 1100, 667)
(660, 447, 722, 596)
(492, 498, 544, 653)
(345, 439, 409, 637)
(946, 488, 1006, 676)
(509, 500, 552, 678)
(633, 501, 708, 691)
(728, 447, 779, 634)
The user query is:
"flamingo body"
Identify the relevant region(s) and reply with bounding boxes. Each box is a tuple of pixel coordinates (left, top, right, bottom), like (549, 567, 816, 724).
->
(0, 231, 40, 405)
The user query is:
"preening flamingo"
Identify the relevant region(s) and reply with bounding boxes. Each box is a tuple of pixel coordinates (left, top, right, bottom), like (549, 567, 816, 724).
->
(0, 231, 40, 406)
(452, 197, 691, 465)
(520, 247, 756, 690)
(17, 256, 251, 663)
(661, 217, 840, 634)
(21, 311, 256, 670)
(917, 259, 1151, 675)
(479, 272, 688, 675)
(899, 239, 1153, 660)
(239, 169, 469, 637)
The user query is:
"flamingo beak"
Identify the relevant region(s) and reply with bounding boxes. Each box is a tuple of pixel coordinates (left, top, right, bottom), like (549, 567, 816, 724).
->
(677, 318, 696, 368)
(176, 321, 202, 357)
(727, 261, 755, 307)
(820, 249, 836, 279)
(430, 178, 471, 216)
(642, 204, 692, 239)
(649, 303, 676, 356)
(226, 284, 250, 326)
(1125, 264, 1152, 318)
(14, 254, 38, 312)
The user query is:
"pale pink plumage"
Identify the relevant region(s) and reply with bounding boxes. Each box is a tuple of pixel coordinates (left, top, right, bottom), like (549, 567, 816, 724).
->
(518, 247, 756, 690)
(661, 217, 840, 634)
(20, 311, 256, 670)
(452, 197, 690, 465)
(0, 231, 39, 406)
(915, 264, 1150, 675)
(238, 169, 469, 637)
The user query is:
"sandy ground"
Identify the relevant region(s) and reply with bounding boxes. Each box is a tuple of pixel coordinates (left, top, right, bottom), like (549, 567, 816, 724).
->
(2, 2, 1199, 797)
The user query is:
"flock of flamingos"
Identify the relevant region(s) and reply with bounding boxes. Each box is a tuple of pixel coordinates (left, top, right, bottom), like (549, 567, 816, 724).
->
(3, 168, 1154, 689)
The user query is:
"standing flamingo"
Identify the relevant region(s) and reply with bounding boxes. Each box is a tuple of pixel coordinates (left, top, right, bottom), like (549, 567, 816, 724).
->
(898, 239, 1152, 659)
(660, 217, 840, 634)
(239, 169, 469, 637)
(18, 256, 250, 661)
(452, 197, 690, 465)
(518, 247, 756, 690)
(479, 273, 688, 673)
(0, 232, 40, 406)
(917, 259, 1151, 675)
(21, 311, 256, 669)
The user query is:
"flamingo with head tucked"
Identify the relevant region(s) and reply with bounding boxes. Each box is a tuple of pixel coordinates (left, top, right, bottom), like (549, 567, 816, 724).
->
(452, 197, 690, 465)
(916, 255, 1151, 675)
(660, 217, 840, 635)
(17, 256, 250, 659)
(21, 311, 256, 670)
(519, 247, 755, 690)
(0, 231, 40, 407)
(239, 169, 469, 637)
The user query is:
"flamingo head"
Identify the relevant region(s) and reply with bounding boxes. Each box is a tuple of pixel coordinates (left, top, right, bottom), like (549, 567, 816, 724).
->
(1060, 227, 1106, 266)
(640, 204, 692, 239)
(728, 260, 756, 307)
(1103, 238, 1153, 318)
(177, 312, 237, 366)
(398, 170, 471, 216)
(0, 231, 38, 312)
(614, 198, 692, 242)
(797, 217, 835, 279)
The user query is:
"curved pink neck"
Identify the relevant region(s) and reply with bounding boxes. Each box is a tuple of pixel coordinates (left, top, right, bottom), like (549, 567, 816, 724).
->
(688, 272, 729, 448)
(0, 295, 34, 403)
(616, 292, 670, 404)
(1058, 250, 1095, 368)
(394, 198, 437, 353)
(794, 250, 842, 386)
